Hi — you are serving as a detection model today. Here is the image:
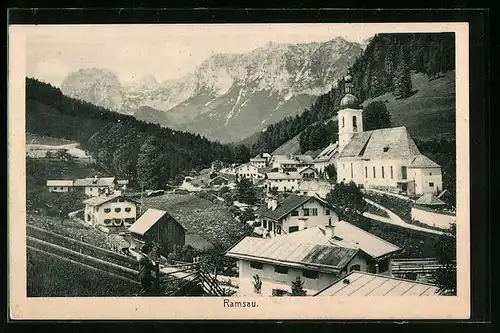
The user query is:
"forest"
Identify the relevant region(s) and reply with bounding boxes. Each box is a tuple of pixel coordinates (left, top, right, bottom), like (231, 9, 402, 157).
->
(26, 78, 251, 190)
(250, 32, 455, 155)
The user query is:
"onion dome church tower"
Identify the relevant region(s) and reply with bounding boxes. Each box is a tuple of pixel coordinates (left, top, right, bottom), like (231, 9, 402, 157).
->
(338, 71, 363, 153)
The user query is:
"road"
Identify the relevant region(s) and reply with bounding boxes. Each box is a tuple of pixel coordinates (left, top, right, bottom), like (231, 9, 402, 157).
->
(363, 198, 447, 235)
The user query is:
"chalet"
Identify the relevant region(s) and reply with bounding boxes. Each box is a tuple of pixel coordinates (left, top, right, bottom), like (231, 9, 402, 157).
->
(314, 271, 441, 296)
(255, 194, 337, 236)
(313, 142, 339, 173)
(298, 166, 317, 178)
(83, 193, 139, 227)
(411, 193, 456, 229)
(270, 154, 314, 170)
(226, 217, 400, 296)
(235, 163, 267, 183)
(128, 208, 186, 254)
(335, 74, 443, 196)
(265, 172, 301, 192)
(249, 154, 268, 168)
(298, 179, 334, 198)
(46, 180, 73, 193)
(74, 176, 117, 197)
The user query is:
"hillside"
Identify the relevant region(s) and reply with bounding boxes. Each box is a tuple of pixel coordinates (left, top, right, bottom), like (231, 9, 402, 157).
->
(271, 70, 455, 155)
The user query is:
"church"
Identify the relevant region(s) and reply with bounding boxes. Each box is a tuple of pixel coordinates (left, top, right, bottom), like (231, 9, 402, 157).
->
(335, 74, 443, 197)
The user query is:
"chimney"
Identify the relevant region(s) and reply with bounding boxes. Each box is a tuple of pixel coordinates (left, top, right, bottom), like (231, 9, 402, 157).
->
(267, 196, 278, 211)
(325, 217, 335, 239)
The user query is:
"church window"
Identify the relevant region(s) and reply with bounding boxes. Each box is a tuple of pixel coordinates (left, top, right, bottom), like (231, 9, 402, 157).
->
(365, 166, 368, 178)
(381, 166, 385, 179)
(373, 166, 376, 178)
(429, 182, 435, 187)
(342, 117, 345, 128)
(401, 166, 407, 180)
(350, 163, 353, 178)
(353, 116, 358, 131)
(390, 166, 394, 179)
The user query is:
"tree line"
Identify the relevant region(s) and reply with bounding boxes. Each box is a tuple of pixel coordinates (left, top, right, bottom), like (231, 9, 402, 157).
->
(26, 78, 251, 189)
(250, 32, 455, 155)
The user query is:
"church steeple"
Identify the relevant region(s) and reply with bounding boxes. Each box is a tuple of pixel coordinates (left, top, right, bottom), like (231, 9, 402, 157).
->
(337, 70, 363, 153)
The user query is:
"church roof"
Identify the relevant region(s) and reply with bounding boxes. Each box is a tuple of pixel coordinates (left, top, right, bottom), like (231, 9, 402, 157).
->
(340, 93, 360, 109)
(338, 126, 421, 160)
(408, 155, 441, 168)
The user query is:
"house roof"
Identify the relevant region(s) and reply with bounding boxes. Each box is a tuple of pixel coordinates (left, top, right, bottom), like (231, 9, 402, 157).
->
(299, 180, 334, 192)
(74, 177, 116, 187)
(209, 175, 228, 184)
(235, 163, 258, 171)
(129, 208, 182, 236)
(415, 193, 447, 206)
(83, 193, 139, 207)
(408, 155, 441, 168)
(225, 236, 358, 272)
(46, 180, 73, 187)
(266, 171, 301, 180)
(250, 156, 267, 162)
(338, 126, 421, 160)
(298, 166, 315, 174)
(279, 224, 401, 260)
(314, 142, 339, 162)
(262, 153, 271, 158)
(117, 180, 129, 185)
(315, 271, 441, 296)
(255, 194, 333, 221)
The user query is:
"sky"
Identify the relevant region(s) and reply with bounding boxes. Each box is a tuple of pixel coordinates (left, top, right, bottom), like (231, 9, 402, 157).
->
(25, 24, 380, 87)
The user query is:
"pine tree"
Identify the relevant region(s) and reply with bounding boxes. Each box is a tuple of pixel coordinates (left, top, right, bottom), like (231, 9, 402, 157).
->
(291, 276, 307, 296)
(236, 178, 258, 205)
(363, 101, 392, 131)
(394, 48, 413, 98)
(136, 136, 162, 190)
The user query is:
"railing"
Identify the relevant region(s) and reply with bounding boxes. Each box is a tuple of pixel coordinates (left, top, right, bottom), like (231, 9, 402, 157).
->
(391, 258, 455, 274)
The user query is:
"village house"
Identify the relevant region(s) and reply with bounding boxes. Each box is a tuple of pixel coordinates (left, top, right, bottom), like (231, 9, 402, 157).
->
(265, 172, 301, 192)
(226, 217, 401, 296)
(46, 180, 74, 193)
(117, 179, 129, 190)
(235, 163, 268, 183)
(254, 194, 337, 235)
(270, 154, 314, 171)
(128, 208, 186, 254)
(73, 176, 117, 197)
(335, 74, 443, 196)
(209, 175, 229, 187)
(298, 179, 334, 198)
(249, 154, 268, 168)
(313, 142, 339, 174)
(411, 193, 456, 229)
(314, 270, 441, 296)
(298, 165, 317, 178)
(83, 192, 139, 227)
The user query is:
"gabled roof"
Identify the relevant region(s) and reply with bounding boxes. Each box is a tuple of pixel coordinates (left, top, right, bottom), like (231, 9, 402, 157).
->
(339, 126, 421, 160)
(266, 171, 301, 180)
(117, 180, 129, 185)
(235, 163, 258, 170)
(314, 142, 339, 162)
(415, 193, 447, 206)
(298, 166, 316, 174)
(225, 236, 358, 272)
(315, 271, 441, 296)
(83, 193, 139, 207)
(279, 224, 401, 260)
(129, 208, 184, 236)
(255, 194, 334, 221)
(408, 155, 441, 168)
(74, 177, 116, 187)
(46, 180, 73, 187)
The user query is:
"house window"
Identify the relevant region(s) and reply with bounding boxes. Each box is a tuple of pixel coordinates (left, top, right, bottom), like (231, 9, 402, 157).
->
(381, 166, 385, 179)
(342, 163, 345, 170)
(312, 208, 318, 216)
(303, 270, 319, 279)
(276, 224, 282, 235)
(104, 219, 112, 225)
(429, 172, 433, 175)
(96, 207, 99, 212)
(303, 209, 310, 216)
(263, 220, 268, 229)
(390, 166, 394, 179)
(125, 207, 131, 213)
(325, 209, 330, 216)
(250, 261, 263, 270)
(124, 218, 135, 224)
(373, 166, 376, 178)
(429, 182, 435, 187)
(350, 264, 361, 272)
(115, 208, 121, 213)
(303, 191, 308, 195)
(118, 198, 124, 202)
(289, 226, 299, 233)
(342, 116, 345, 128)
(104, 208, 111, 213)
(86, 214, 91, 222)
(365, 166, 368, 178)
(383, 147, 389, 152)
(274, 266, 289, 275)
(291, 210, 299, 216)
(272, 289, 289, 297)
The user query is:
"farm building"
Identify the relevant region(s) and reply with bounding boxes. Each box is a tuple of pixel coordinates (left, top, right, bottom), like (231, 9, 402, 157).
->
(73, 176, 117, 197)
(128, 208, 186, 254)
(46, 180, 73, 193)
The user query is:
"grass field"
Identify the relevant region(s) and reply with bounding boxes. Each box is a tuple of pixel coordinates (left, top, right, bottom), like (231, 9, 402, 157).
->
(26, 133, 76, 146)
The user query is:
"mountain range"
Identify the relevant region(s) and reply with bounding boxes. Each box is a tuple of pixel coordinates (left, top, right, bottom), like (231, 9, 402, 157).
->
(60, 37, 363, 143)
